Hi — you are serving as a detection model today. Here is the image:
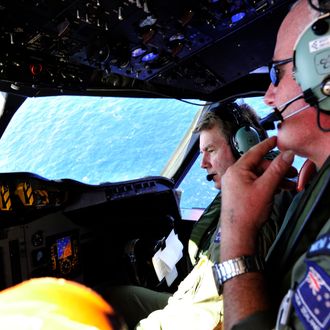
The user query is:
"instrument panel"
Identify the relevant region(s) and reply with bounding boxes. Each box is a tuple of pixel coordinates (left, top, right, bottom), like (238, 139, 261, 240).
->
(0, 0, 294, 99)
(0, 172, 181, 289)
(0, 172, 180, 221)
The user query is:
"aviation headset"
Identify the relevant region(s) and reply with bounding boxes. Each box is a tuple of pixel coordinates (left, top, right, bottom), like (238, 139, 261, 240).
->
(211, 102, 263, 158)
(293, 8, 330, 112)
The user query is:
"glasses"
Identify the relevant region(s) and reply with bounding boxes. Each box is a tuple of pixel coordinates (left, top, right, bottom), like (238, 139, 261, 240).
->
(268, 58, 293, 86)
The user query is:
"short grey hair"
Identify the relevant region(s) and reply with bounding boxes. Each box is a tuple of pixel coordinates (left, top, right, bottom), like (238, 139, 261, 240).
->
(194, 103, 267, 144)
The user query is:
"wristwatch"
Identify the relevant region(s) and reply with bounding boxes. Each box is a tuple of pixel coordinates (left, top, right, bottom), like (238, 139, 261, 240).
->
(212, 255, 264, 295)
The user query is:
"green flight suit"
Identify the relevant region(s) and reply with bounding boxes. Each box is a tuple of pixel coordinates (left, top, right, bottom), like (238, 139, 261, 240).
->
(135, 188, 293, 330)
(232, 156, 330, 330)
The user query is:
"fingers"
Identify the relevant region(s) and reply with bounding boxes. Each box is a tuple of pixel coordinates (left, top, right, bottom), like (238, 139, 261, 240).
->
(278, 164, 298, 191)
(239, 137, 277, 169)
(260, 150, 295, 193)
(233, 136, 295, 194)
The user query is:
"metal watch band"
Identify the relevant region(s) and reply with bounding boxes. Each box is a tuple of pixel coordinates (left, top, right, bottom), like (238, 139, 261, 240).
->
(212, 255, 264, 294)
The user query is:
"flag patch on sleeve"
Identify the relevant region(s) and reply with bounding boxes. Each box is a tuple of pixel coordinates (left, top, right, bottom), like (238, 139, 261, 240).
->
(293, 261, 330, 330)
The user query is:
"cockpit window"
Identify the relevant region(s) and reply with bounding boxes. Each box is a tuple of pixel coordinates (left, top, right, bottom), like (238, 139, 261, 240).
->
(0, 96, 201, 184)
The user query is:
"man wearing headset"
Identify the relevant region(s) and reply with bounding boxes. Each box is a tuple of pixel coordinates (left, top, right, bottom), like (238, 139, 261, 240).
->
(217, 0, 330, 329)
(100, 102, 295, 329)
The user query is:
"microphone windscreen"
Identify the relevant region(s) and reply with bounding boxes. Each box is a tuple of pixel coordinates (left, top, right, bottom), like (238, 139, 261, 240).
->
(260, 111, 282, 130)
(206, 174, 215, 181)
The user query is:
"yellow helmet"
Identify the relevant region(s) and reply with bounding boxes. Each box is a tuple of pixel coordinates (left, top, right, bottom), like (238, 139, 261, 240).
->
(0, 277, 127, 330)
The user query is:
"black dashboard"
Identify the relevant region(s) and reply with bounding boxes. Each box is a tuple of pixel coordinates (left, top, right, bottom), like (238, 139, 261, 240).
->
(0, 172, 181, 289)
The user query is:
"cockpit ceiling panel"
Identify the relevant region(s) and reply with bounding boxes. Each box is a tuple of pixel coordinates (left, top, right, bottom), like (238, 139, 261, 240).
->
(0, 0, 295, 99)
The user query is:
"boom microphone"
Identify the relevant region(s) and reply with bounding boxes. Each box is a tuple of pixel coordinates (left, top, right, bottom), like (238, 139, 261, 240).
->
(206, 173, 216, 181)
(260, 93, 306, 130)
(275, 93, 304, 113)
(282, 103, 311, 120)
(260, 89, 329, 130)
(260, 110, 282, 130)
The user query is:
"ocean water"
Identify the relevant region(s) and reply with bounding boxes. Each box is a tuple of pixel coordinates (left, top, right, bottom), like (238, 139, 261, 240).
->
(0, 96, 200, 180)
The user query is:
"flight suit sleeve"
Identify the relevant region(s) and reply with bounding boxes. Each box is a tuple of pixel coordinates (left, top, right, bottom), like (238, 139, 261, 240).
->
(258, 190, 295, 258)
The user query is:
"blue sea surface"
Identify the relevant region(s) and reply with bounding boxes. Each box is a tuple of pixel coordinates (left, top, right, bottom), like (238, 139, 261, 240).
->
(0, 96, 200, 182)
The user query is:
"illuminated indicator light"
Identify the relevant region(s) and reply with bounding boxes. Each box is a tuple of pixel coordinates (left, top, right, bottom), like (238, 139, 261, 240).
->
(139, 15, 157, 28)
(35, 190, 49, 205)
(24, 182, 34, 204)
(132, 48, 147, 57)
(0, 185, 11, 211)
(57, 236, 73, 259)
(169, 34, 184, 42)
(142, 52, 158, 62)
(29, 63, 43, 76)
(16, 182, 34, 206)
(231, 12, 246, 23)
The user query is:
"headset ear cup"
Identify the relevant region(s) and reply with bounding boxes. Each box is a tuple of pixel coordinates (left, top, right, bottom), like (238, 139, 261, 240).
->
(293, 15, 330, 111)
(231, 126, 261, 157)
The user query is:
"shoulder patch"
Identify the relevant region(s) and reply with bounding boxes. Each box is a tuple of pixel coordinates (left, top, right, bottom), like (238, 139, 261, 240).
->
(293, 261, 330, 330)
(307, 234, 330, 258)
